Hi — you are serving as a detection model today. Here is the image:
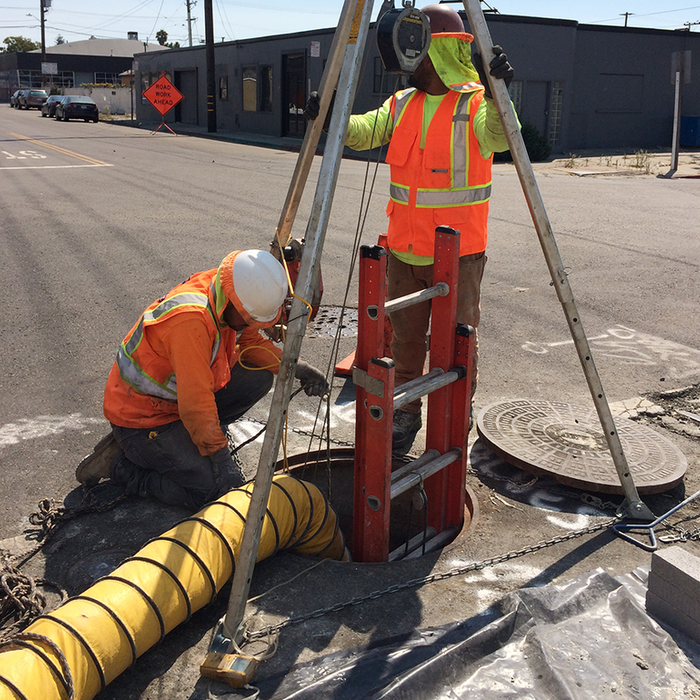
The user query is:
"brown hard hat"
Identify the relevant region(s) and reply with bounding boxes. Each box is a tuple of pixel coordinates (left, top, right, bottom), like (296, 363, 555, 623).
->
(421, 4, 465, 33)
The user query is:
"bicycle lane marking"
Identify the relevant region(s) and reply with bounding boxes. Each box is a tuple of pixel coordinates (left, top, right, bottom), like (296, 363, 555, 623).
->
(1, 131, 113, 168)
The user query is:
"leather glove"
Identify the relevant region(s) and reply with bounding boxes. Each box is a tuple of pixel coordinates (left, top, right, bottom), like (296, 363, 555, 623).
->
(303, 91, 320, 121)
(295, 360, 329, 397)
(473, 45, 514, 99)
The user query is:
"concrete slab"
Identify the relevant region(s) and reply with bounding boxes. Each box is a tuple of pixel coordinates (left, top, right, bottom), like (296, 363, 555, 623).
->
(647, 570, 700, 625)
(650, 545, 700, 598)
(647, 590, 700, 644)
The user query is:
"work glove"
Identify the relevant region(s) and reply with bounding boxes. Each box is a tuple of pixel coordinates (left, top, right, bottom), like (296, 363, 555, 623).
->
(473, 45, 514, 99)
(295, 360, 329, 397)
(210, 446, 245, 490)
(303, 91, 320, 121)
(303, 90, 335, 131)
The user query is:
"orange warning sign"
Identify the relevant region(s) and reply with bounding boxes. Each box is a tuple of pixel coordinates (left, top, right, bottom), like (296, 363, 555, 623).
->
(143, 72, 183, 116)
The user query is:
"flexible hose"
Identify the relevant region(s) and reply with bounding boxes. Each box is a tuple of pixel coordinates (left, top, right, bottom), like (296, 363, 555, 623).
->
(0, 474, 348, 700)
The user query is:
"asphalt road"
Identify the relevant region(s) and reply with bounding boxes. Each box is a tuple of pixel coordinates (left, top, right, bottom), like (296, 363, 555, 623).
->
(1, 105, 699, 537)
(2, 104, 700, 700)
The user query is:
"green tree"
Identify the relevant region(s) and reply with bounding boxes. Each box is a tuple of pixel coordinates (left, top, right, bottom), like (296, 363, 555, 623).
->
(55, 34, 65, 45)
(0, 36, 41, 53)
(166, 41, 181, 48)
(156, 29, 168, 45)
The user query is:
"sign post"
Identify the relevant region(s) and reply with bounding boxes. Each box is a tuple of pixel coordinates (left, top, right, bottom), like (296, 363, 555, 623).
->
(142, 71, 184, 135)
(670, 51, 692, 173)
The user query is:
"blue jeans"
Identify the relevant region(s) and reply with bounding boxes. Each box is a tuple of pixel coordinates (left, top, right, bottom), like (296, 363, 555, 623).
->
(110, 363, 273, 508)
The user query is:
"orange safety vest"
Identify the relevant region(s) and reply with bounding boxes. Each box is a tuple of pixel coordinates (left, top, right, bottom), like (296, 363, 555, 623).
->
(104, 268, 235, 425)
(385, 88, 493, 257)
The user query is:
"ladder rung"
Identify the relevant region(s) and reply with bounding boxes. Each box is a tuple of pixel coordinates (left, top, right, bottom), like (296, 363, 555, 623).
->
(385, 281, 449, 315)
(391, 449, 440, 484)
(402, 526, 459, 559)
(390, 448, 462, 500)
(393, 368, 463, 411)
(388, 527, 438, 561)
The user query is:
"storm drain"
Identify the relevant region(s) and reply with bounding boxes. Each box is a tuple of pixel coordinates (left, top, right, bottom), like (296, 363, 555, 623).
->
(306, 306, 358, 338)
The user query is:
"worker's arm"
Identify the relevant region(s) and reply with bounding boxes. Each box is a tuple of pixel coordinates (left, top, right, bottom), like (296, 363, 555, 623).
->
(158, 315, 229, 456)
(345, 95, 395, 151)
(472, 96, 514, 158)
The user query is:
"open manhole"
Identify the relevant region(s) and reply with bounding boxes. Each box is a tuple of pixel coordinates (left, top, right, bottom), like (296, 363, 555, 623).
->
(276, 448, 476, 561)
(476, 399, 687, 495)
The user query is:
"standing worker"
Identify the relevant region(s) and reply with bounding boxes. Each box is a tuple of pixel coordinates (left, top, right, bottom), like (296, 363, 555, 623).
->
(76, 249, 327, 508)
(306, 4, 515, 454)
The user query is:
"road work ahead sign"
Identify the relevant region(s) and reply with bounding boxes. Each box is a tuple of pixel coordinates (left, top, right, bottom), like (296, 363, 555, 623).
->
(143, 72, 183, 116)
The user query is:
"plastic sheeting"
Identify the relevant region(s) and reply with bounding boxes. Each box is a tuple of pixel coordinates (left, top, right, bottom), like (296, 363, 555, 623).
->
(260, 567, 700, 700)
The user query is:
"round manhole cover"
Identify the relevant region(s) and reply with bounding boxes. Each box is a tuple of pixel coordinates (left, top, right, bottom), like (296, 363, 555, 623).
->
(476, 399, 687, 494)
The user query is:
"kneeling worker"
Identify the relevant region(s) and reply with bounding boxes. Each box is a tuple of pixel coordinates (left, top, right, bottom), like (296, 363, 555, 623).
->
(77, 249, 327, 509)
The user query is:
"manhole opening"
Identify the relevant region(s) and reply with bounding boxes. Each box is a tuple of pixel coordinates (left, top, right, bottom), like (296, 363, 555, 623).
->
(276, 448, 475, 561)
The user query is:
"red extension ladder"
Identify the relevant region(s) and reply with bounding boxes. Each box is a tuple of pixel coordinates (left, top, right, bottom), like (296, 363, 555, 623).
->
(352, 226, 474, 562)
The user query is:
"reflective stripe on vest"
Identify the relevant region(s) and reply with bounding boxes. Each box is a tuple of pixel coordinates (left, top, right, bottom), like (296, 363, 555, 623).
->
(117, 289, 221, 401)
(391, 90, 491, 208)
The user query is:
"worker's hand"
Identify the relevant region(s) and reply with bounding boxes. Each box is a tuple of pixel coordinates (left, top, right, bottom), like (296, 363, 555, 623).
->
(473, 45, 514, 99)
(303, 91, 320, 121)
(295, 361, 329, 397)
(210, 446, 245, 489)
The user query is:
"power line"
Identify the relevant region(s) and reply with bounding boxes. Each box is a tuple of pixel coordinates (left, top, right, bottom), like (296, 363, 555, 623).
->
(590, 5, 700, 24)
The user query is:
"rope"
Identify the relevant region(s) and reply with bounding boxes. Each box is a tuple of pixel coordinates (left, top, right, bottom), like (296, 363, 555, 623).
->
(296, 74, 400, 480)
(0, 484, 127, 641)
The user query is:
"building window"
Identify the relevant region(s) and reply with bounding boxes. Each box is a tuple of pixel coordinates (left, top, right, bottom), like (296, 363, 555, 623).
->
(548, 81, 564, 146)
(242, 66, 257, 111)
(18, 69, 74, 88)
(94, 72, 120, 85)
(219, 75, 228, 100)
(260, 66, 272, 112)
(508, 80, 523, 114)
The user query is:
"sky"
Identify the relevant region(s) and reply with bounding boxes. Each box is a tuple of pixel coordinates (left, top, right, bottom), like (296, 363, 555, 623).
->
(2, 1, 700, 48)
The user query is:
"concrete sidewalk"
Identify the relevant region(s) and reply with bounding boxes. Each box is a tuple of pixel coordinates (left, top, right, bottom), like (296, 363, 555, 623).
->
(109, 117, 700, 177)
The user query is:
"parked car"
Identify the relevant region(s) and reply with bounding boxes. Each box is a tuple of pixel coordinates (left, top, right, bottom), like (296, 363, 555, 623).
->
(41, 95, 64, 118)
(18, 89, 48, 109)
(54, 95, 99, 122)
(10, 90, 25, 108)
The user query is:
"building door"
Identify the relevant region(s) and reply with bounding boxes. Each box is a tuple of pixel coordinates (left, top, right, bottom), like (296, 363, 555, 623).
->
(283, 53, 306, 137)
(175, 69, 198, 125)
(525, 80, 549, 140)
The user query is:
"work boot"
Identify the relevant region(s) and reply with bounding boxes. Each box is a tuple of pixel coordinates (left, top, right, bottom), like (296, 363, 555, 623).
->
(392, 410, 422, 456)
(75, 432, 121, 487)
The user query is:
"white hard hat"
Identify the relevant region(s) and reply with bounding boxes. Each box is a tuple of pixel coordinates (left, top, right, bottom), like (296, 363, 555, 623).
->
(219, 249, 288, 328)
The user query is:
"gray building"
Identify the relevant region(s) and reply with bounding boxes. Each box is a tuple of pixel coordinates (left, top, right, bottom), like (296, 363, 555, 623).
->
(134, 12, 700, 153)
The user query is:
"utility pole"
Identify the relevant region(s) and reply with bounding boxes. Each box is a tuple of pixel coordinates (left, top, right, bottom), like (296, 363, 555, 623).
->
(204, 0, 216, 132)
(186, 0, 196, 47)
(40, 0, 48, 86)
(620, 12, 633, 27)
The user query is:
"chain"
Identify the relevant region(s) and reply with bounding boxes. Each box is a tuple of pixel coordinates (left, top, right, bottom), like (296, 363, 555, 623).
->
(661, 522, 700, 543)
(245, 516, 619, 640)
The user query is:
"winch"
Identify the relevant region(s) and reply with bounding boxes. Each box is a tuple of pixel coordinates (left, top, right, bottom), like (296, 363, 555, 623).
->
(376, 1, 431, 74)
